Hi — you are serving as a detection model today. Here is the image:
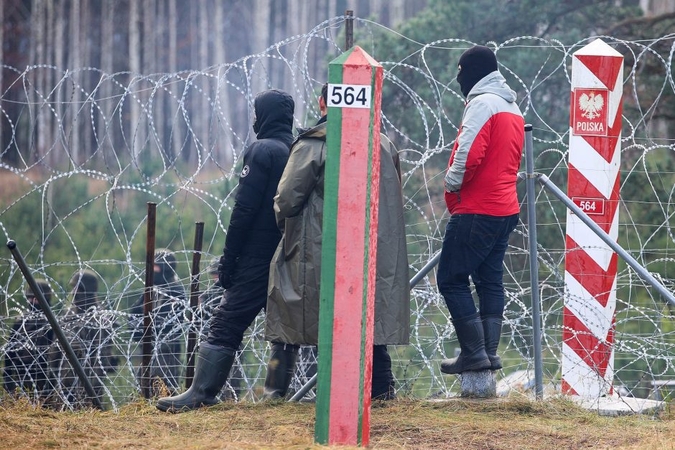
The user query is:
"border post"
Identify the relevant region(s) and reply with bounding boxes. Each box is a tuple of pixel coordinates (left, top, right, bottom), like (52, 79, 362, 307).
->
(345, 10, 354, 49)
(140, 202, 156, 399)
(563, 38, 623, 398)
(315, 45, 383, 446)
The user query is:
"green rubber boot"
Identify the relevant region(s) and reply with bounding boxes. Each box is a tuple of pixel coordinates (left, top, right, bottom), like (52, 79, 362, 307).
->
(156, 343, 234, 413)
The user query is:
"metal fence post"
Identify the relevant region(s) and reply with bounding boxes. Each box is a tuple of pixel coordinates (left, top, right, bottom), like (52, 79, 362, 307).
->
(524, 124, 544, 400)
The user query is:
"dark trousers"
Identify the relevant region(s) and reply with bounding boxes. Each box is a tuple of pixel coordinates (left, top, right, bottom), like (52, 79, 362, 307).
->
(274, 343, 393, 398)
(207, 255, 271, 350)
(437, 213, 519, 320)
(371, 345, 393, 398)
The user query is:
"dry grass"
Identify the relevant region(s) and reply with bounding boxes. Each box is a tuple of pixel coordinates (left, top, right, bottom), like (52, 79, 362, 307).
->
(1, 396, 673, 449)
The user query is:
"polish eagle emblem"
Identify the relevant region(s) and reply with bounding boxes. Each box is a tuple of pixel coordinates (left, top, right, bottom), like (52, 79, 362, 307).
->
(578, 91, 604, 120)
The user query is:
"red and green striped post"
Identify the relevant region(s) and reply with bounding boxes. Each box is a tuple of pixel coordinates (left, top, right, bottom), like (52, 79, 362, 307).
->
(315, 46, 383, 446)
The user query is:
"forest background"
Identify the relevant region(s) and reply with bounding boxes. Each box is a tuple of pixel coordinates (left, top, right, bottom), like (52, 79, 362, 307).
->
(1, 0, 675, 406)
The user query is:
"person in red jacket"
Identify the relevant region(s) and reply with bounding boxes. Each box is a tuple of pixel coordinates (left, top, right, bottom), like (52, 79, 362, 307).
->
(438, 45, 524, 375)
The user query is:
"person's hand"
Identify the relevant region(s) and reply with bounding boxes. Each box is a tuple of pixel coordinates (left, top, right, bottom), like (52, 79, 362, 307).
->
(444, 178, 459, 194)
(218, 255, 237, 290)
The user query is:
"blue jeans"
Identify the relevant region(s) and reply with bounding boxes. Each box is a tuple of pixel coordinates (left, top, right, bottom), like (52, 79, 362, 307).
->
(437, 213, 519, 320)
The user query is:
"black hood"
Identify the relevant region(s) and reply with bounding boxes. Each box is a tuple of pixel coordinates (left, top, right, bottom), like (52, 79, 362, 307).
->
(252, 89, 295, 140)
(25, 279, 52, 310)
(70, 270, 99, 311)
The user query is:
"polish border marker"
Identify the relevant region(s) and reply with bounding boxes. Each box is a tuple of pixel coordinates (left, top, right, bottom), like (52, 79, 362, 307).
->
(563, 38, 623, 399)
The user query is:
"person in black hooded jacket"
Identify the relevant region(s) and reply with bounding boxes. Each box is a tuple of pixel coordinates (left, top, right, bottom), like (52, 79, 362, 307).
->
(157, 88, 295, 412)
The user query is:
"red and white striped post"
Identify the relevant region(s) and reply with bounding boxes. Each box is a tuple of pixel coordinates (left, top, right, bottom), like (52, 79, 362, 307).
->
(315, 45, 383, 446)
(563, 38, 623, 398)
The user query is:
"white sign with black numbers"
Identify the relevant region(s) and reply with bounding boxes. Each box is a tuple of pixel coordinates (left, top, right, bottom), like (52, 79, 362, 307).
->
(327, 84, 372, 109)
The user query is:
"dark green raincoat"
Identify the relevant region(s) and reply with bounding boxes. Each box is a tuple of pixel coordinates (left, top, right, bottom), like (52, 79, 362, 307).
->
(265, 121, 410, 346)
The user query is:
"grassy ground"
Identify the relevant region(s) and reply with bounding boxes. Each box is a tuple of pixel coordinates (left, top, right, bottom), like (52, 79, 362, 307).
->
(0, 396, 673, 449)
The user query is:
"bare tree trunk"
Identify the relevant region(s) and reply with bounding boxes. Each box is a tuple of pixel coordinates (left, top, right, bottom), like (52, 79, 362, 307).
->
(143, 1, 156, 75)
(346, 0, 362, 18)
(53, 0, 66, 168)
(70, 0, 82, 164)
(299, 3, 312, 48)
(198, 0, 209, 169)
(271, 2, 286, 91)
(309, 2, 330, 80)
(295, 2, 326, 123)
(55, 1, 66, 71)
(169, 0, 181, 162)
(390, 0, 407, 27)
(327, 0, 337, 62)
(154, 0, 165, 162)
(184, 1, 201, 166)
(286, 1, 302, 51)
(641, 0, 675, 15)
(80, 0, 93, 163)
(100, 0, 115, 168)
(287, 1, 310, 113)
(371, 0, 386, 23)
(213, 0, 232, 168)
(44, 0, 56, 167)
(129, 0, 142, 160)
(143, 0, 159, 163)
(30, 0, 45, 165)
(252, 0, 271, 95)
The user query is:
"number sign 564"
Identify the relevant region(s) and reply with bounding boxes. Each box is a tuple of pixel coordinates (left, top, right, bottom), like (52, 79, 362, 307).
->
(327, 84, 371, 109)
(572, 197, 605, 216)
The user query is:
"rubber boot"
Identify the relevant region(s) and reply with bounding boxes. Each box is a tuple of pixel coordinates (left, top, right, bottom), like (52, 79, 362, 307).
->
(372, 345, 396, 400)
(483, 316, 503, 371)
(441, 314, 491, 374)
(156, 342, 234, 412)
(262, 343, 298, 400)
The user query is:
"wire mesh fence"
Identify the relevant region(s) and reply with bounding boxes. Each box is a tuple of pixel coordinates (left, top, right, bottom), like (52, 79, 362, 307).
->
(1, 17, 675, 410)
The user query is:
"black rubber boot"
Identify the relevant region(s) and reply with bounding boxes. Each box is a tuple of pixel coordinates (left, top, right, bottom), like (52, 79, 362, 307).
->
(441, 314, 491, 374)
(262, 343, 299, 400)
(482, 316, 503, 371)
(372, 345, 396, 400)
(156, 342, 234, 412)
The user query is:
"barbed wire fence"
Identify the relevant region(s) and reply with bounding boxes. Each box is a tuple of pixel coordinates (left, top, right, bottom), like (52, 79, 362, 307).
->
(1, 16, 674, 411)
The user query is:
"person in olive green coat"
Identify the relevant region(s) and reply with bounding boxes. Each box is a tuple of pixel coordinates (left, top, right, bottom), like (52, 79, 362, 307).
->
(264, 84, 410, 400)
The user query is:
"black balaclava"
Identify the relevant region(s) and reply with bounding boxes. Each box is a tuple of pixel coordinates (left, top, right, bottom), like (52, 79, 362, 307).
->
(456, 45, 498, 98)
(70, 269, 99, 312)
(25, 279, 52, 310)
(153, 248, 178, 286)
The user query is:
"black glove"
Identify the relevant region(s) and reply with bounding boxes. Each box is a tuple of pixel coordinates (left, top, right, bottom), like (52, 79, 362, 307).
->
(218, 254, 237, 290)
